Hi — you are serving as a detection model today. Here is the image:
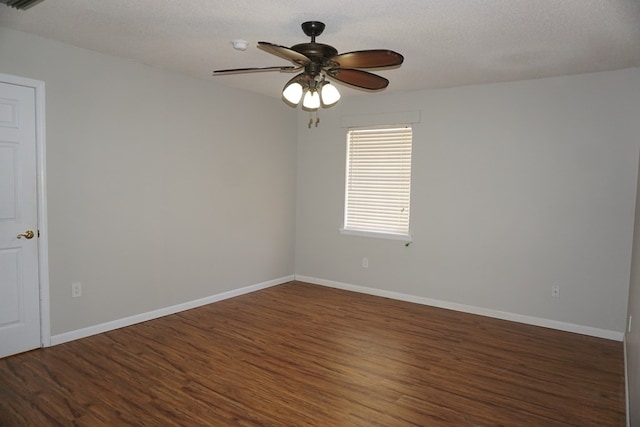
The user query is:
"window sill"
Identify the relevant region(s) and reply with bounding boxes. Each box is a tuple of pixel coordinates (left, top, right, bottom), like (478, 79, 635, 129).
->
(340, 228, 413, 242)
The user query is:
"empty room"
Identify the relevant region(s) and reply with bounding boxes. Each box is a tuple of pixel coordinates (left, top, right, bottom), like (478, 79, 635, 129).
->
(1, 1, 640, 425)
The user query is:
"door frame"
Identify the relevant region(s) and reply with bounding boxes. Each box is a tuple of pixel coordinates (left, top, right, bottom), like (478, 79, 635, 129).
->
(0, 72, 50, 348)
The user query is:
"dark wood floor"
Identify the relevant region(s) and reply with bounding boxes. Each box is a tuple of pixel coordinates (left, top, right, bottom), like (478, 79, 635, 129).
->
(0, 281, 625, 426)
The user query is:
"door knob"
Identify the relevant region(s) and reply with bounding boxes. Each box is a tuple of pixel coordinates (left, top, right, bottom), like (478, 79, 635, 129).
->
(17, 230, 35, 240)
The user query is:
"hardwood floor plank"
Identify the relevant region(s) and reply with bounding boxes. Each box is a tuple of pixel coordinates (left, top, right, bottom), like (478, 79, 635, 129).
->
(0, 281, 625, 426)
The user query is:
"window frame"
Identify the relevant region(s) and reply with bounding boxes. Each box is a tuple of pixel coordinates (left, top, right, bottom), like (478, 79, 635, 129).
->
(340, 124, 413, 242)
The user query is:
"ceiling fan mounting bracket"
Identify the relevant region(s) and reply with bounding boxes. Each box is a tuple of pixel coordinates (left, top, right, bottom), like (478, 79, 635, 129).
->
(301, 21, 325, 41)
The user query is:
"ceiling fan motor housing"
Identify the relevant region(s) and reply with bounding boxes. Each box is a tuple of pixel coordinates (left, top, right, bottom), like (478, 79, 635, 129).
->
(291, 42, 338, 77)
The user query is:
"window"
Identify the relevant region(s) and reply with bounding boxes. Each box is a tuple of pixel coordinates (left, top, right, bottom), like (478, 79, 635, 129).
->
(342, 125, 413, 240)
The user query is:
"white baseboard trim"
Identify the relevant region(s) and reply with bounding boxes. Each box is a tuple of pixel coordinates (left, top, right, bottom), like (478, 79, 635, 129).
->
(295, 275, 625, 342)
(50, 275, 294, 346)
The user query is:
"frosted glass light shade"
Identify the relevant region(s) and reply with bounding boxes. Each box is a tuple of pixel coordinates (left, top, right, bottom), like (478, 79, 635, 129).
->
(321, 83, 341, 106)
(303, 90, 320, 109)
(282, 82, 304, 104)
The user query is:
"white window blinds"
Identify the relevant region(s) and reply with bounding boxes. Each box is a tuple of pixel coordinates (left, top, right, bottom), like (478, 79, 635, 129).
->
(344, 125, 412, 237)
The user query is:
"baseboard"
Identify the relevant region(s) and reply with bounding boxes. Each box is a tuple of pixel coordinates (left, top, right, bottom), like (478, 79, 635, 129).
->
(51, 274, 624, 345)
(295, 275, 625, 342)
(50, 275, 294, 346)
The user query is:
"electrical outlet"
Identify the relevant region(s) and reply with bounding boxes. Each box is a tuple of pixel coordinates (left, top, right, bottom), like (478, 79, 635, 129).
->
(551, 285, 560, 298)
(72, 282, 82, 298)
(362, 257, 369, 268)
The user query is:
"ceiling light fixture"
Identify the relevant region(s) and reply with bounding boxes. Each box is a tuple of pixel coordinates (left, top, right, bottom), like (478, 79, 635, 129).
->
(214, 21, 403, 126)
(319, 81, 340, 106)
(302, 90, 321, 109)
(282, 74, 341, 110)
(282, 81, 304, 105)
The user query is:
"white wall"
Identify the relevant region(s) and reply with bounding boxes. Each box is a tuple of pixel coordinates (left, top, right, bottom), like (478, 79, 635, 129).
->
(2, 23, 638, 341)
(626, 150, 640, 425)
(0, 26, 298, 335)
(296, 68, 640, 334)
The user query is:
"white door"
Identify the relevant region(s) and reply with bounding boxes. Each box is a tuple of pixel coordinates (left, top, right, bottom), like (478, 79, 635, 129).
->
(0, 81, 41, 358)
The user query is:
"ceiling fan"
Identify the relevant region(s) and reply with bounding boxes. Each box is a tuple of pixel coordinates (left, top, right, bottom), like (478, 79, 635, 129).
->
(213, 21, 404, 110)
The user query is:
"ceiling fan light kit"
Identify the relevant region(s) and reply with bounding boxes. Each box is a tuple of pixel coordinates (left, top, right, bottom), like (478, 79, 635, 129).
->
(282, 82, 304, 104)
(303, 90, 321, 109)
(214, 21, 403, 117)
(319, 81, 340, 105)
(282, 73, 341, 108)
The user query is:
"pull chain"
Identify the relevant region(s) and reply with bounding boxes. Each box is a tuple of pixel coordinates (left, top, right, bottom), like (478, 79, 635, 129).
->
(307, 110, 320, 128)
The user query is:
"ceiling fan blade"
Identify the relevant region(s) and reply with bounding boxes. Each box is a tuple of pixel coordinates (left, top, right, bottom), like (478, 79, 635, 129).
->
(213, 65, 301, 74)
(329, 50, 404, 69)
(258, 42, 310, 66)
(330, 69, 389, 90)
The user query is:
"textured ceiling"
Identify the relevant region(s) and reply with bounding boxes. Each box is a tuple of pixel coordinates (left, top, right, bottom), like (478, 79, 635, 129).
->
(1, 0, 639, 99)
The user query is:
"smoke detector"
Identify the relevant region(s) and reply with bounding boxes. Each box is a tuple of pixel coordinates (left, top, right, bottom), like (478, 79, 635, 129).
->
(231, 40, 248, 51)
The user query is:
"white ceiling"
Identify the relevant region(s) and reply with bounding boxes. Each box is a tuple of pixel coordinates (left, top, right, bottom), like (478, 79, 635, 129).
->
(1, 0, 639, 99)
